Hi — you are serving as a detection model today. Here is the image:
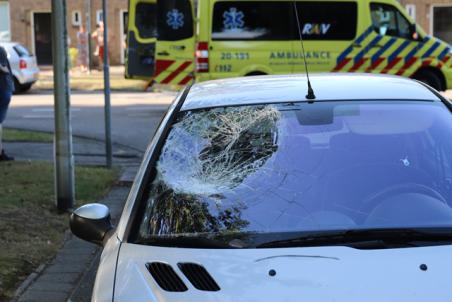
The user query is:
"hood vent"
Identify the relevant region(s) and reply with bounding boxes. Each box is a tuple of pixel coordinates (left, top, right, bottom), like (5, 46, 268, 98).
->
(146, 262, 188, 292)
(178, 263, 221, 291)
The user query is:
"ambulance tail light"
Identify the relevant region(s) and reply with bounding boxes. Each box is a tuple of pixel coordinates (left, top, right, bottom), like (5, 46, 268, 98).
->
(196, 42, 209, 73)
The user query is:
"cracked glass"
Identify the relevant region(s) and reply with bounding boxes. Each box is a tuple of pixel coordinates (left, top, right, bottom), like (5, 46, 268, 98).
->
(135, 101, 452, 246)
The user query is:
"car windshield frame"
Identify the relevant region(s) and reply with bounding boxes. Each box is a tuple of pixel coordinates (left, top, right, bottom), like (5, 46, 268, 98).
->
(128, 98, 452, 248)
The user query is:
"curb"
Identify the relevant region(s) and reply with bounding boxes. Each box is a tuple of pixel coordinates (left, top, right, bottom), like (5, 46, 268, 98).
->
(3, 126, 146, 155)
(11, 229, 74, 301)
(12, 264, 46, 301)
(11, 229, 73, 301)
(118, 164, 140, 185)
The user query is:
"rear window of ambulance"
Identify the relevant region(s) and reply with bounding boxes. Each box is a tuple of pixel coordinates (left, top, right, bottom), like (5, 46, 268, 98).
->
(212, 1, 357, 41)
(212, 2, 294, 40)
(157, 0, 194, 41)
(135, 2, 157, 39)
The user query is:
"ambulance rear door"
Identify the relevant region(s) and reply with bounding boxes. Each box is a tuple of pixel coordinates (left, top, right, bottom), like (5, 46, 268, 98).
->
(154, 0, 196, 86)
(126, 0, 157, 79)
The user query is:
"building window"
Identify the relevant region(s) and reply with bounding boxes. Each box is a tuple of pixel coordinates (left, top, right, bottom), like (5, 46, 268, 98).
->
(96, 10, 103, 24)
(405, 4, 416, 21)
(433, 6, 452, 44)
(0, 1, 10, 41)
(72, 10, 82, 26)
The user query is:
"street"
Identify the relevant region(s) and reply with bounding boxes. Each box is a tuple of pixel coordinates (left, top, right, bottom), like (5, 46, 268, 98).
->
(6, 89, 452, 153)
(5, 90, 176, 152)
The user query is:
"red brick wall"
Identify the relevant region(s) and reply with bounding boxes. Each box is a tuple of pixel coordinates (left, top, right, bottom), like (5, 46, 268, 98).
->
(9, 0, 127, 65)
(399, 0, 452, 35)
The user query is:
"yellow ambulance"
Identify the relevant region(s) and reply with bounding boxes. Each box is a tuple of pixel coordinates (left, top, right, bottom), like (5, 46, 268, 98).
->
(125, 0, 157, 79)
(132, 0, 452, 90)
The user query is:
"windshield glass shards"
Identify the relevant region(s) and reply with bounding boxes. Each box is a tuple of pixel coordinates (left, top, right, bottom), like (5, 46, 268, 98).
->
(135, 102, 452, 248)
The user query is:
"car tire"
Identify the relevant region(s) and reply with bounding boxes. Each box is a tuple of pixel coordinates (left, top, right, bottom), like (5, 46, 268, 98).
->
(412, 69, 443, 91)
(18, 83, 32, 92)
(13, 78, 32, 94)
(245, 71, 267, 76)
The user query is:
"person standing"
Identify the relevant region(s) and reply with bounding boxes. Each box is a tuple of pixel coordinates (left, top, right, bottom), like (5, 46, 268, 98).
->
(91, 21, 105, 70)
(0, 46, 14, 161)
(77, 25, 89, 72)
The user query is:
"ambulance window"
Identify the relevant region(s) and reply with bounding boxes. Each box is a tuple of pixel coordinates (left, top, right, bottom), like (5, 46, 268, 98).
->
(135, 2, 157, 39)
(397, 12, 412, 39)
(157, 0, 194, 41)
(212, 1, 357, 41)
(294, 2, 357, 40)
(212, 2, 294, 40)
(371, 3, 413, 39)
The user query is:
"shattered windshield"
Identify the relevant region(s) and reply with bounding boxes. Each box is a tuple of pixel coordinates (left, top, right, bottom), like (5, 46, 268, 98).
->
(135, 101, 452, 246)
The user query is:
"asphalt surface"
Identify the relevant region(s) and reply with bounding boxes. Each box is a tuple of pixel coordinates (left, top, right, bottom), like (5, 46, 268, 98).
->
(5, 90, 175, 152)
(6, 89, 451, 153)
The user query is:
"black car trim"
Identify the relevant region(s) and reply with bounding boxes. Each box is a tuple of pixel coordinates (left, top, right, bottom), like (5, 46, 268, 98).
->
(112, 239, 123, 302)
(178, 99, 439, 116)
(415, 80, 452, 112)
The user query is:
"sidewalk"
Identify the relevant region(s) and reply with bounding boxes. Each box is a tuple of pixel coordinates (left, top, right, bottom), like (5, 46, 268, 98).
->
(7, 136, 142, 302)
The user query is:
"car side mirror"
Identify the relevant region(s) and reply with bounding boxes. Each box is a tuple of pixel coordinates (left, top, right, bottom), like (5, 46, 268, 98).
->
(409, 24, 419, 40)
(70, 203, 114, 246)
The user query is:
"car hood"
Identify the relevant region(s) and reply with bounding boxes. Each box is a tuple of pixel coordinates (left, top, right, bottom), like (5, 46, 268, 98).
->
(114, 243, 452, 301)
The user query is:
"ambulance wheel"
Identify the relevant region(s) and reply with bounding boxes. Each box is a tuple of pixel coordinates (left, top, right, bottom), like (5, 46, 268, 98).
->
(412, 69, 444, 91)
(245, 72, 267, 76)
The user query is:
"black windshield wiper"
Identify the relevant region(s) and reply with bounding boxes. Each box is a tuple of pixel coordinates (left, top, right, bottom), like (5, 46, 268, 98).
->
(135, 235, 240, 249)
(256, 228, 452, 249)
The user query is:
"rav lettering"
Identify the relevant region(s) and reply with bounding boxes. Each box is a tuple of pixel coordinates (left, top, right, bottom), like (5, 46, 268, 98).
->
(302, 23, 331, 35)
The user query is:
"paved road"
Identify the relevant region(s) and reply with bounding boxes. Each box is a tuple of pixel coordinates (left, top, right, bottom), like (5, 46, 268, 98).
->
(6, 89, 451, 153)
(5, 90, 176, 152)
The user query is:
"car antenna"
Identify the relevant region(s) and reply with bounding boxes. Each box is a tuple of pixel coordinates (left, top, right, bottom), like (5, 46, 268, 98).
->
(293, 1, 316, 100)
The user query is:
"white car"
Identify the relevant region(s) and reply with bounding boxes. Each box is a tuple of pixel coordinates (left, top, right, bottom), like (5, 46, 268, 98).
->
(0, 42, 39, 93)
(71, 74, 452, 302)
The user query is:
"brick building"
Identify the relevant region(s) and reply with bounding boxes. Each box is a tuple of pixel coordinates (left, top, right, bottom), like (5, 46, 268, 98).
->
(0, 0, 128, 65)
(399, 0, 451, 44)
(1, 0, 450, 65)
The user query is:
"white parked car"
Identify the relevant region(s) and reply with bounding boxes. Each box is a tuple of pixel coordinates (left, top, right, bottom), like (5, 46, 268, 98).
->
(0, 42, 39, 93)
(71, 74, 452, 302)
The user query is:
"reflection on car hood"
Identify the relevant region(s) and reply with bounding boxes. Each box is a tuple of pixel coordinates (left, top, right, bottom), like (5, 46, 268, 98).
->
(114, 243, 452, 301)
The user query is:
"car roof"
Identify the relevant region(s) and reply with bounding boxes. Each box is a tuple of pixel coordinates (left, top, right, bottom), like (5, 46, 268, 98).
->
(182, 73, 441, 111)
(0, 42, 18, 48)
(0, 42, 21, 52)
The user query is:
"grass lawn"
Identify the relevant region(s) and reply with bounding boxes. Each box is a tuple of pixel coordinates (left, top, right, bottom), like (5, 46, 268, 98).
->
(3, 128, 53, 143)
(34, 69, 148, 92)
(0, 161, 118, 301)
